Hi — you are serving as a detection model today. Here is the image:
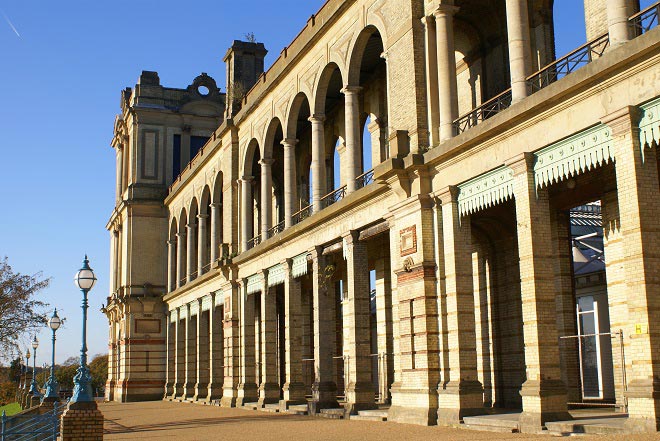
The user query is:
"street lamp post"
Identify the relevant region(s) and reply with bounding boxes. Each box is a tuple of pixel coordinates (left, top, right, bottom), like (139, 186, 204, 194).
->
(71, 255, 97, 403)
(28, 336, 40, 398)
(43, 309, 62, 401)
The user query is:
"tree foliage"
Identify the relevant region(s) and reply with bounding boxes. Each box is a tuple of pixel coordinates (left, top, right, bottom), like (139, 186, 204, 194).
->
(0, 258, 49, 359)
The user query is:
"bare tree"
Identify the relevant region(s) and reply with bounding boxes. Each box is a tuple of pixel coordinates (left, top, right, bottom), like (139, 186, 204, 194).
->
(244, 32, 256, 43)
(0, 257, 49, 359)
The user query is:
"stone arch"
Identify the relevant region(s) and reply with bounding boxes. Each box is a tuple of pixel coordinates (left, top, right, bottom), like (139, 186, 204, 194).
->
(285, 92, 313, 139)
(346, 25, 387, 87)
(242, 139, 261, 178)
(313, 62, 345, 116)
(263, 117, 284, 159)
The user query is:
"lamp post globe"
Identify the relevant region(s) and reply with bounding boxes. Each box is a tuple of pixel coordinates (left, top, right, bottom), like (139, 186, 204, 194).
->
(28, 336, 40, 397)
(43, 309, 62, 401)
(71, 255, 96, 403)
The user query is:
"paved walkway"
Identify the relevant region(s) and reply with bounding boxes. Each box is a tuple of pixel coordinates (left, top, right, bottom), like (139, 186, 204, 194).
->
(100, 401, 660, 440)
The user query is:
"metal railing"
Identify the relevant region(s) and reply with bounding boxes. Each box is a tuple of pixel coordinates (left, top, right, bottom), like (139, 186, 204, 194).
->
(355, 169, 375, 190)
(247, 234, 261, 250)
(526, 33, 610, 94)
(178, 277, 187, 288)
(630, 2, 660, 35)
(453, 89, 513, 134)
(320, 186, 346, 209)
(266, 221, 285, 239)
(201, 262, 212, 274)
(1, 401, 67, 440)
(292, 205, 313, 225)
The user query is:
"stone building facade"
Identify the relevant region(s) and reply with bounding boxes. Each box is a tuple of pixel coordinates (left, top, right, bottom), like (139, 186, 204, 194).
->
(104, 0, 660, 433)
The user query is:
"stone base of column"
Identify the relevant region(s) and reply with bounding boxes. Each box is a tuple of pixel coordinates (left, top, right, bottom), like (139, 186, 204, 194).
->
(205, 382, 222, 402)
(309, 381, 339, 414)
(388, 384, 438, 426)
(257, 382, 281, 407)
(170, 383, 182, 400)
(60, 401, 104, 441)
(518, 379, 571, 434)
(280, 382, 307, 411)
(623, 379, 660, 433)
(344, 381, 377, 415)
(436, 380, 485, 426)
(220, 385, 238, 407)
(193, 382, 209, 401)
(182, 382, 195, 400)
(236, 383, 258, 407)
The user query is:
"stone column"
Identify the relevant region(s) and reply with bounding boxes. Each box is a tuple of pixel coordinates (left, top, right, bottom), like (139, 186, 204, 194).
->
(437, 187, 483, 425)
(281, 259, 306, 409)
(115, 146, 124, 202)
(434, 5, 459, 141)
(164, 312, 172, 398)
(422, 15, 440, 147)
(176, 232, 186, 288)
(197, 214, 209, 276)
(207, 293, 223, 401)
(221, 281, 240, 407)
(109, 231, 117, 294)
(507, 153, 569, 433)
(259, 273, 280, 407)
(186, 222, 197, 282)
(210, 202, 222, 262)
(260, 159, 274, 239)
(183, 305, 198, 399)
(310, 115, 327, 213)
(175, 310, 185, 399)
(195, 299, 209, 401)
(604, 107, 660, 432)
(237, 282, 258, 406)
(240, 177, 254, 251)
(309, 247, 339, 412)
(607, 0, 633, 46)
(374, 257, 393, 404)
(167, 239, 176, 292)
(342, 231, 376, 414)
(506, 0, 532, 103)
(282, 138, 298, 228)
(342, 86, 362, 194)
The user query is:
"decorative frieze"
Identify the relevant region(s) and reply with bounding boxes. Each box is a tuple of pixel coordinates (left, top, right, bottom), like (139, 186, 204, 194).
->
(291, 253, 309, 278)
(457, 166, 514, 216)
(534, 124, 614, 188)
(267, 263, 285, 287)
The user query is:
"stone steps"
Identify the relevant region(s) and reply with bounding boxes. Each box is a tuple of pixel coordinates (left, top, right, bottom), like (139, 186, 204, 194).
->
(260, 403, 281, 413)
(462, 415, 520, 433)
(286, 404, 309, 416)
(350, 409, 388, 422)
(545, 418, 627, 436)
(241, 402, 259, 411)
(318, 408, 345, 419)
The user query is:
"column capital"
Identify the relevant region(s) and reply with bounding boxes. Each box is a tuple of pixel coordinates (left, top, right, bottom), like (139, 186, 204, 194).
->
(421, 14, 435, 26)
(210, 202, 222, 209)
(259, 158, 275, 167)
(176, 231, 187, 239)
(504, 151, 535, 176)
(281, 138, 299, 148)
(239, 175, 254, 184)
(167, 239, 176, 246)
(187, 221, 197, 229)
(436, 185, 460, 204)
(601, 105, 642, 137)
(433, 4, 459, 17)
(308, 114, 326, 124)
(197, 213, 209, 220)
(309, 245, 323, 261)
(341, 85, 363, 95)
(342, 230, 360, 245)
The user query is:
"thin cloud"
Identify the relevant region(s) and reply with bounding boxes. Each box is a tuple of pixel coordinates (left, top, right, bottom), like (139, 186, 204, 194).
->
(1, 9, 21, 38)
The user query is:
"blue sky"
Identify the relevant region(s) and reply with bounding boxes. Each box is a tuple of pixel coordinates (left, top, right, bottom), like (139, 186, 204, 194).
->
(0, 0, 650, 366)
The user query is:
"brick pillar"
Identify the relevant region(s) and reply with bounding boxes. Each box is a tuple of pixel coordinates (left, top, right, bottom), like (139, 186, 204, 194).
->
(388, 197, 440, 426)
(601, 190, 629, 410)
(309, 246, 339, 413)
(437, 187, 483, 425)
(221, 281, 240, 407)
(374, 257, 393, 404)
(164, 312, 174, 398)
(604, 107, 660, 432)
(195, 299, 209, 401)
(60, 402, 103, 441)
(237, 281, 258, 406)
(281, 259, 306, 409)
(258, 273, 281, 407)
(550, 210, 580, 403)
(507, 153, 570, 433)
(342, 231, 376, 415)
